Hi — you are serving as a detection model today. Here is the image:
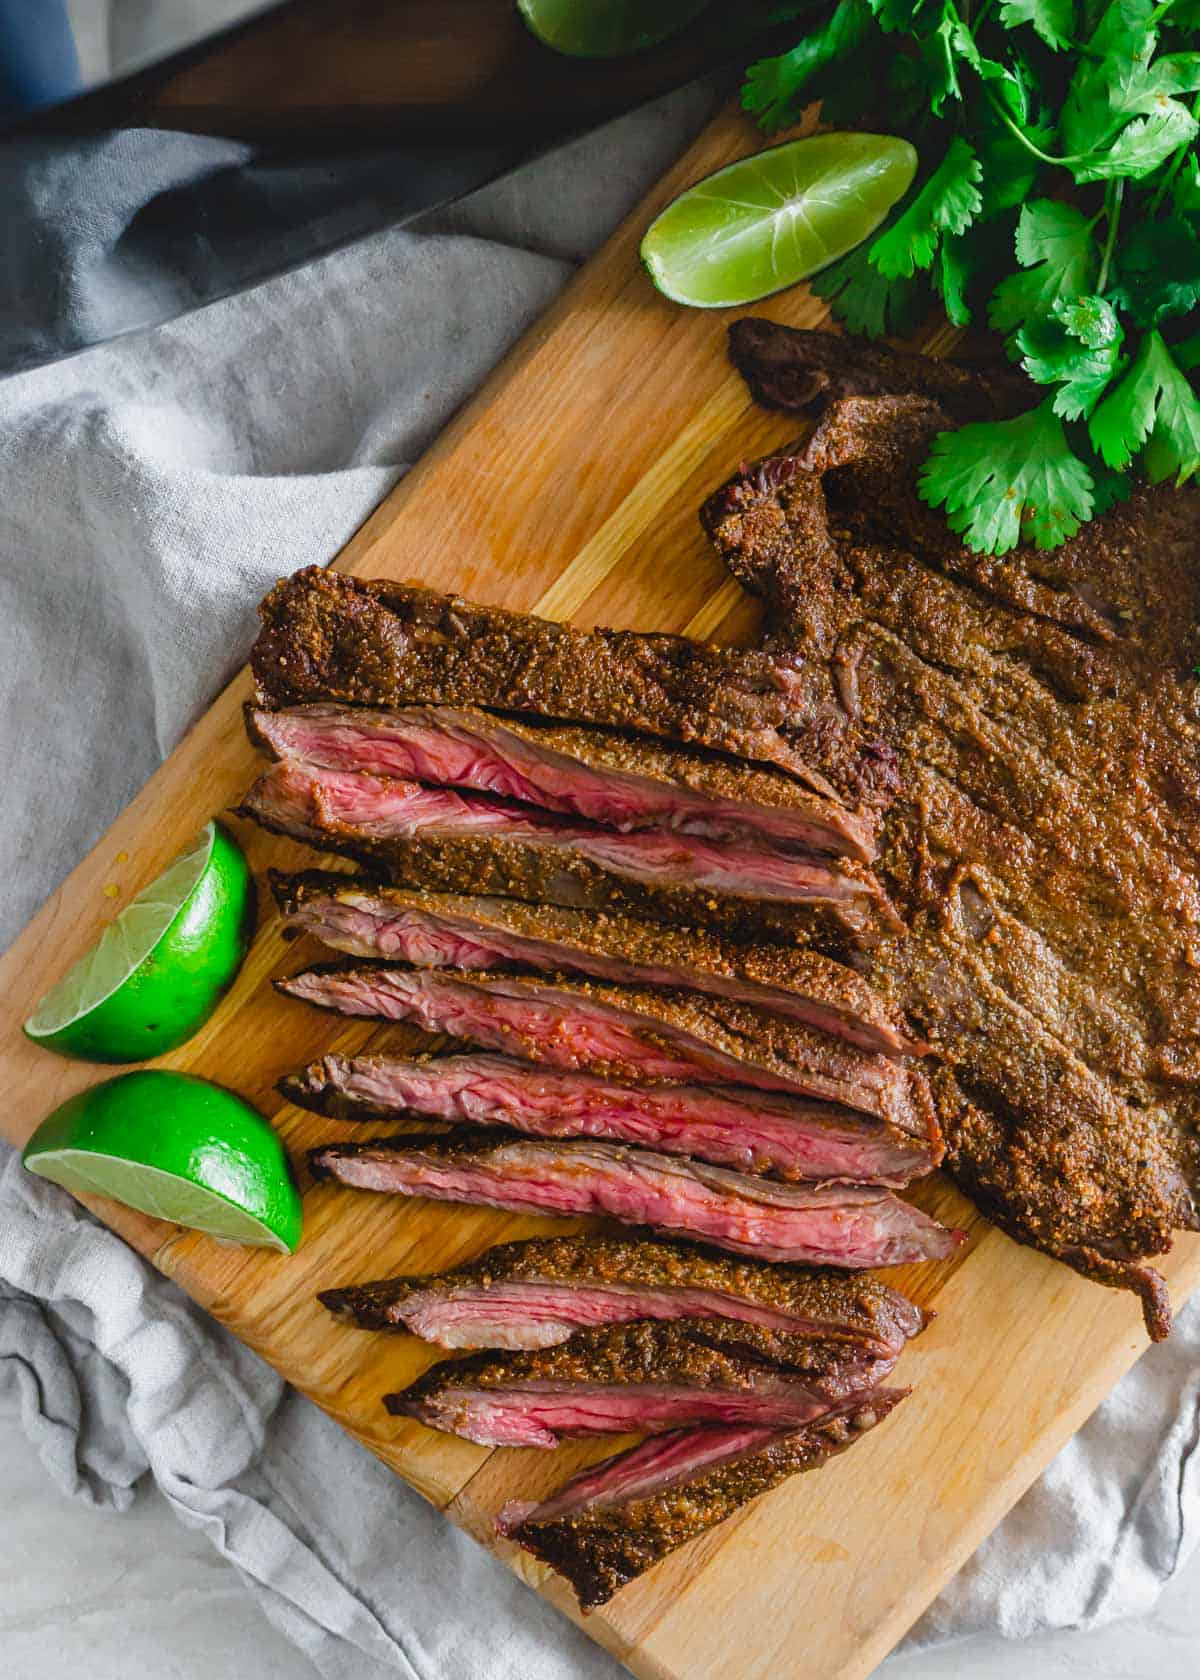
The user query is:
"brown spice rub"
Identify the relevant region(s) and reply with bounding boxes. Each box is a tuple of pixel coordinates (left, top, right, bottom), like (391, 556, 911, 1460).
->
(269, 869, 920, 1056)
(713, 328, 1200, 1334)
(275, 962, 937, 1136)
(317, 1234, 927, 1350)
(387, 1319, 893, 1410)
(250, 565, 870, 792)
(240, 771, 890, 951)
(245, 702, 877, 862)
(503, 1388, 907, 1610)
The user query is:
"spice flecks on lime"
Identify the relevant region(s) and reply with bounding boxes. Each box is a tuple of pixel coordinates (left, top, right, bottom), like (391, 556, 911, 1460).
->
(517, 0, 711, 57)
(641, 133, 919, 308)
(25, 821, 255, 1063)
(22, 1071, 302, 1252)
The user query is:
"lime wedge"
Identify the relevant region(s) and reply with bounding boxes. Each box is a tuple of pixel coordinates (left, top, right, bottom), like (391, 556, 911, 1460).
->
(25, 821, 255, 1063)
(641, 132, 919, 308)
(518, 0, 711, 57)
(23, 1071, 302, 1252)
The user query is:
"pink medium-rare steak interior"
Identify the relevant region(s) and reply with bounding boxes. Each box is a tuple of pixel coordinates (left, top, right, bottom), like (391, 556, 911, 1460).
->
(283, 1051, 936, 1184)
(270, 872, 922, 1056)
(276, 965, 933, 1131)
(247, 703, 876, 861)
(245, 760, 876, 906)
(388, 1379, 880, 1449)
(386, 1318, 896, 1448)
(496, 1424, 785, 1529)
(308, 1134, 964, 1267)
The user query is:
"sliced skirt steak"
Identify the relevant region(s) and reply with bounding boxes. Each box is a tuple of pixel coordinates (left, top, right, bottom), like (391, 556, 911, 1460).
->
(307, 1132, 964, 1267)
(384, 1318, 896, 1448)
(496, 1387, 907, 1608)
(316, 1233, 927, 1353)
(284, 1051, 936, 1183)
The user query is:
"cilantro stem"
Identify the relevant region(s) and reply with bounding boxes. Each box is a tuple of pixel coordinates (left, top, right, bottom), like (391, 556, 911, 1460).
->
(970, 0, 995, 33)
(1096, 179, 1123, 294)
(982, 92, 1098, 167)
(1148, 92, 1200, 215)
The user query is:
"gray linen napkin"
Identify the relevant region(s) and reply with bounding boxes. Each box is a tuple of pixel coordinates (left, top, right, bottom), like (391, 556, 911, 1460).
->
(2, 83, 1199, 1679)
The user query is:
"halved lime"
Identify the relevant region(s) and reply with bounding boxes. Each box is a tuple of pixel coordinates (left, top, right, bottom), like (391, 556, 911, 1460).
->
(23, 1071, 302, 1252)
(518, 0, 710, 57)
(25, 821, 255, 1063)
(641, 132, 919, 308)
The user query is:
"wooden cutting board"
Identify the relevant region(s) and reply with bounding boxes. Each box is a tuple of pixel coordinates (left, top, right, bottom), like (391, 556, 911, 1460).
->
(2, 100, 1197, 1680)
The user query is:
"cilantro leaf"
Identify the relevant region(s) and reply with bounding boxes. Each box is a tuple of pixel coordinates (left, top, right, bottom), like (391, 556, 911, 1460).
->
(918, 399, 1095, 552)
(812, 238, 933, 338)
(998, 0, 1074, 51)
(1054, 293, 1122, 349)
(866, 0, 932, 31)
(1109, 215, 1200, 328)
(869, 138, 983, 278)
(988, 200, 1099, 335)
(1074, 104, 1200, 183)
(1089, 329, 1200, 482)
(1174, 332, 1200, 371)
(1016, 307, 1124, 418)
(1060, 0, 1158, 157)
(921, 1, 984, 115)
(743, 0, 872, 130)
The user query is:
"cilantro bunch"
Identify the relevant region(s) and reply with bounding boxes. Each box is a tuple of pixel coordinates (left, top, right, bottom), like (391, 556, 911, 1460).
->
(742, 0, 1200, 552)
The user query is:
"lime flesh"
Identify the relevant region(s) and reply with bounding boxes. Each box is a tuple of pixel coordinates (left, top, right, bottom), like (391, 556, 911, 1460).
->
(518, 0, 711, 57)
(25, 821, 255, 1063)
(23, 1071, 302, 1252)
(641, 132, 919, 308)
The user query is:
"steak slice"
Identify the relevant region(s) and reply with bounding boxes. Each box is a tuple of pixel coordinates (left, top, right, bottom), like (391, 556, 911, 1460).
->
(284, 1051, 936, 1184)
(241, 761, 886, 945)
(383, 1319, 896, 1448)
(496, 1388, 907, 1609)
(715, 329, 1200, 1334)
(276, 965, 935, 1132)
(270, 870, 921, 1055)
(727, 319, 1030, 423)
(247, 703, 875, 861)
(250, 565, 861, 791)
(316, 1233, 927, 1352)
(307, 1132, 965, 1266)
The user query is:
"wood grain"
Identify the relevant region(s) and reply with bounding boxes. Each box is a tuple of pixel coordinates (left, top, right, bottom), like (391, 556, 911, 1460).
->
(2, 100, 1197, 1680)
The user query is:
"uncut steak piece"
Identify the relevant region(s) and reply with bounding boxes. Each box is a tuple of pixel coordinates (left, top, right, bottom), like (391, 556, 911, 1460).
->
(284, 1051, 937, 1184)
(711, 322, 1200, 1336)
(240, 761, 887, 946)
(247, 703, 876, 861)
(496, 1388, 907, 1609)
(251, 566, 887, 798)
(316, 1233, 927, 1353)
(383, 1318, 896, 1447)
(307, 1132, 964, 1266)
(276, 965, 937, 1133)
(270, 870, 921, 1056)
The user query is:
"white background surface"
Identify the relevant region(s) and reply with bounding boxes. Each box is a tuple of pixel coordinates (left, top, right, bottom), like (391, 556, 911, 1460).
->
(4, 1400, 1199, 1680)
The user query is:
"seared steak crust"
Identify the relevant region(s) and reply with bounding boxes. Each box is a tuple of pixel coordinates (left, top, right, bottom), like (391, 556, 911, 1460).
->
(275, 963, 936, 1133)
(316, 1233, 927, 1352)
(498, 1388, 907, 1609)
(241, 761, 888, 948)
(715, 323, 1200, 1334)
(246, 702, 877, 861)
(251, 565, 856, 788)
(384, 1318, 895, 1447)
(727, 318, 1031, 423)
(269, 870, 920, 1056)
